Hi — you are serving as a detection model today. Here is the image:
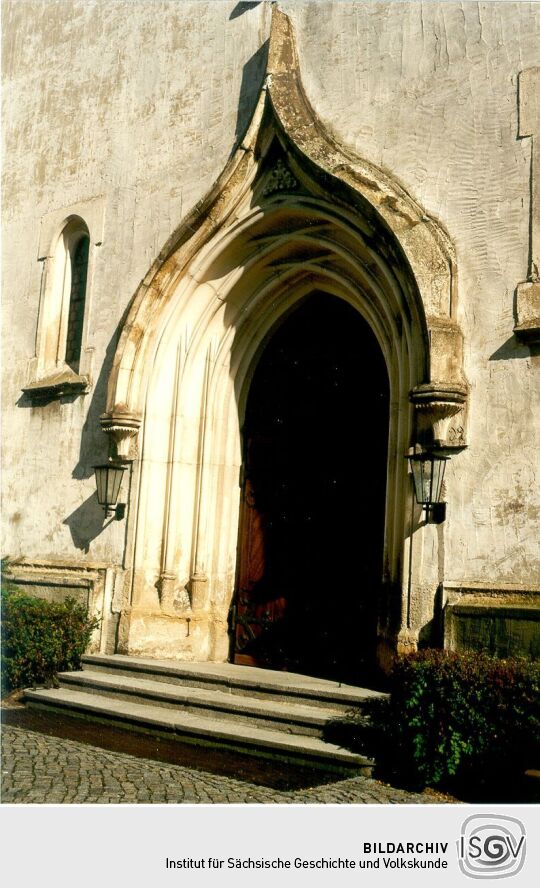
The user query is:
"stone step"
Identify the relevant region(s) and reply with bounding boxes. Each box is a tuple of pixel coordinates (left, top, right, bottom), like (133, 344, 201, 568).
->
(23, 687, 374, 773)
(81, 654, 386, 711)
(58, 670, 346, 738)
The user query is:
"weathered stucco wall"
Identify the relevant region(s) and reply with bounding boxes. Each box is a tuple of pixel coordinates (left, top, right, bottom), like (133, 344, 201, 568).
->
(2, 1, 539, 608)
(2, 0, 268, 565)
(286, 0, 540, 586)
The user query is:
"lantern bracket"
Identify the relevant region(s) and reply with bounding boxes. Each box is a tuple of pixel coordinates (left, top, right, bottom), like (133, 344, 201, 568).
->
(425, 502, 446, 525)
(107, 502, 126, 521)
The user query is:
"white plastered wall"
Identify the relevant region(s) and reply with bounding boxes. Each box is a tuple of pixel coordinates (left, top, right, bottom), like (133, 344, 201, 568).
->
(2, 3, 539, 657)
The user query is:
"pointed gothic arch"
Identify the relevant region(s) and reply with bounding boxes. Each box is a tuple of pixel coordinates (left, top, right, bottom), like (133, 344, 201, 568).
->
(102, 7, 468, 666)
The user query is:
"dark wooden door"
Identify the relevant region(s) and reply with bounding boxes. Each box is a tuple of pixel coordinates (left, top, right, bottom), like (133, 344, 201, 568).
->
(233, 439, 287, 668)
(231, 293, 389, 682)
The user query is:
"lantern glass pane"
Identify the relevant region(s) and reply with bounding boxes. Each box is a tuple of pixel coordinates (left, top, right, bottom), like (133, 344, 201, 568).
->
(411, 458, 427, 504)
(106, 466, 124, 505)
(431, 457, 446, 503)
(409, 453, 448, 505)
(425, 457, 436, 503)
(95, 466, 107, 505)
(112, 466, 125, 503)
(105, 468, 115, 503)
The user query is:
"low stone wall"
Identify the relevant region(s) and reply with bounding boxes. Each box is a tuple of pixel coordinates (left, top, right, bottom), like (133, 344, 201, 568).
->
(3, 559, 125, 655)
(444, 582, 540, 659)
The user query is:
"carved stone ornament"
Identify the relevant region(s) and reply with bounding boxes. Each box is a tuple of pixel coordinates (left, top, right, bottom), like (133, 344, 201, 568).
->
(262, 159, 298, 197)
(100, 409, 141, 460)
(156, 572, 191, 615)
(410, 383, 468, 447)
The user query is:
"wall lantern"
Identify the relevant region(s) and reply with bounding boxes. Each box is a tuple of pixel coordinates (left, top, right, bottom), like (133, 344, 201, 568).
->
(407, 449, 449, 524)
(93, 461, 127, 519)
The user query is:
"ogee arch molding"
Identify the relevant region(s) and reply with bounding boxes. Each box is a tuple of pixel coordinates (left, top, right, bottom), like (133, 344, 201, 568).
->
(103, 7, 468, 663)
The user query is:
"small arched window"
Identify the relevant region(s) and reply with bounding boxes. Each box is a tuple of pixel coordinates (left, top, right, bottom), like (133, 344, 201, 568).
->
(64, 233, 90, 372)
(24, 201, 103, 399)
(36, 216, 91, 381)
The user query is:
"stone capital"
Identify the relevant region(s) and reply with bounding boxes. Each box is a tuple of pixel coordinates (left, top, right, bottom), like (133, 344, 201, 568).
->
(100, 409, 141, 460)
(410, 383, 468, 447)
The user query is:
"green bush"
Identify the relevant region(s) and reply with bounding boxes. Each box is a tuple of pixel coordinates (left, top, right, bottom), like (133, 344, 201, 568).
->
(370, 650, 540, 794)
(1, 582, 100, 693)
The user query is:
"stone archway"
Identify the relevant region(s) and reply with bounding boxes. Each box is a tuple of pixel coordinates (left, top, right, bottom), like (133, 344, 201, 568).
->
(100, 7, 468, 668)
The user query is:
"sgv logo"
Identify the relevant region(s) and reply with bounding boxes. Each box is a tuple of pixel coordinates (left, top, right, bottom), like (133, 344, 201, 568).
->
(458, 815, 526, 879)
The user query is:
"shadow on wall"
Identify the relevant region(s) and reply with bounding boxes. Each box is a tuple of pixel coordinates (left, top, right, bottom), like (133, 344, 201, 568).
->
(63, 492, 109, 554)
(73, 306, 132, 481)
(66, 307, 133, 550)
(490, 334, 539, 361)
(418, 583, 445, 649)
(230, 2, 262, 21)
(16, 390, 81, 409)
(234, 40, 269, 149)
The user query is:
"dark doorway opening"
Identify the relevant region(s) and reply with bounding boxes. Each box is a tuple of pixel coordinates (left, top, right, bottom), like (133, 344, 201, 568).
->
(232, 292, 389, 684)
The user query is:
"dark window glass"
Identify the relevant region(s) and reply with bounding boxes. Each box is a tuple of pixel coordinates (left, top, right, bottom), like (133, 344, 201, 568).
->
(65, 235, 89, 371)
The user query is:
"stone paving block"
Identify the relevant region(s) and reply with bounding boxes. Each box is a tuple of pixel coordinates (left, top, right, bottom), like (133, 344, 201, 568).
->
(1, 726, 444, 805)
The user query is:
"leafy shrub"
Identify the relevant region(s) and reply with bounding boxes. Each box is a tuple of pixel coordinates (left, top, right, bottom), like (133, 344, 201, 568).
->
(369, 650, 540, 794)
(1, 581, 100, 693)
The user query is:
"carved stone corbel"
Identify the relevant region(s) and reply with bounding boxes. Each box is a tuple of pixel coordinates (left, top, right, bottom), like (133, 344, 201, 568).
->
(410, 383, 468, 448)
(100, 409, 141, 460)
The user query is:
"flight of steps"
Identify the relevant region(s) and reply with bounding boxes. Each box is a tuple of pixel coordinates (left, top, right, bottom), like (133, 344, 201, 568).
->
(23, 654, 386, 773)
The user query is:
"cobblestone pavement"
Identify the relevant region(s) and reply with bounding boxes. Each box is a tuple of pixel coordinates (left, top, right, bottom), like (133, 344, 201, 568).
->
(1, 726, 447, 805)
